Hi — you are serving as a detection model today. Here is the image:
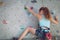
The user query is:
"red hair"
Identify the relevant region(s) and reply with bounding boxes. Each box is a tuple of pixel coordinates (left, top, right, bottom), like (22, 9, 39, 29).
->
(39, 7, 51, 20)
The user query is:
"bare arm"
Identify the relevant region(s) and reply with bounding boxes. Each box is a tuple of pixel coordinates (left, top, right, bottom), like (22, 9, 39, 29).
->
(50, 16, 59, 24)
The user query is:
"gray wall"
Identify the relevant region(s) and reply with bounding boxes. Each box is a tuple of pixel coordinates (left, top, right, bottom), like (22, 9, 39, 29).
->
(0, 0, 60, 39)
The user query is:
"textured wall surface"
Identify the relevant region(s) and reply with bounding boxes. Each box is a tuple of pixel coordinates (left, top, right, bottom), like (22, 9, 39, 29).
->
(0, 0, 60, 39)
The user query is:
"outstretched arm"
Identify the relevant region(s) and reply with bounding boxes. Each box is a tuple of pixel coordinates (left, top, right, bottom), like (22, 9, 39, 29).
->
(50, 16, 59, 24)
(26, 6, 38, 17)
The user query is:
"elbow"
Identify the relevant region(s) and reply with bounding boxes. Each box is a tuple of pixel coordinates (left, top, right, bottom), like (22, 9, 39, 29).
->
(55, 20, 59, 24)
(56, 23, 58, 24)
(55, 21, 59, 24)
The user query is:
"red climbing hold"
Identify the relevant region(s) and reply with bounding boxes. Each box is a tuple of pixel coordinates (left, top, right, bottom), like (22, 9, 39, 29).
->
(30, 7, 33, 9)
(2, 20, 7, 24)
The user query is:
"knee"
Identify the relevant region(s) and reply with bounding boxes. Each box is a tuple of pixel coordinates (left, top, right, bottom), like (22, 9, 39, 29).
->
(27, 27, 32, 31)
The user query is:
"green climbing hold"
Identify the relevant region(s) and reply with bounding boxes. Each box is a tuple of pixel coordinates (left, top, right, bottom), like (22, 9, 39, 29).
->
(21, 28, 24, 29)
(24, 6, 27, 10)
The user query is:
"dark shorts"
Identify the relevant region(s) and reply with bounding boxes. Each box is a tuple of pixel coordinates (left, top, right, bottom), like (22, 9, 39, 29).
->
(35, 27, 51, 40)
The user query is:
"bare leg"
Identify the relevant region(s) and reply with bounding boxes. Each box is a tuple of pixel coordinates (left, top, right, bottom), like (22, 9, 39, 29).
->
(18, 27, 36, 40)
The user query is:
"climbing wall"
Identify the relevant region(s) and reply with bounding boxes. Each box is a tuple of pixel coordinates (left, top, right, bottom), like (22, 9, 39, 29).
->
(0, 0, 60, 39)
(0, 0, 38, 39)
